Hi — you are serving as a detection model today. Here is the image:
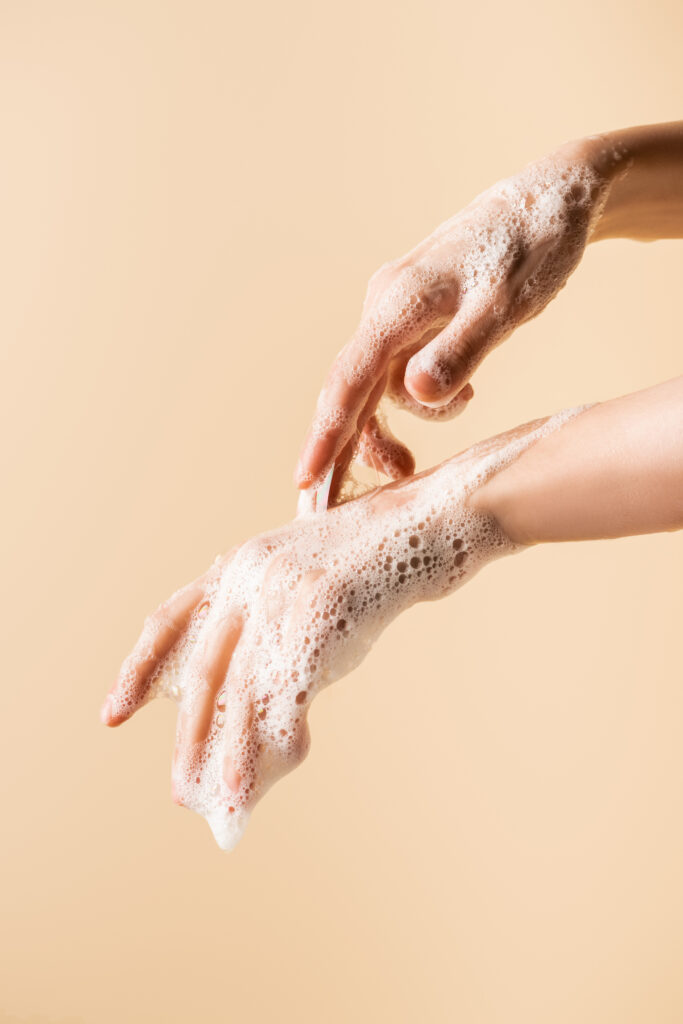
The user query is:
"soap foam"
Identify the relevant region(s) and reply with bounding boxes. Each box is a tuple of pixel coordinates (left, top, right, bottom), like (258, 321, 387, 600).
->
(113, 406, 587, 850)
(304, 152, 609, 482)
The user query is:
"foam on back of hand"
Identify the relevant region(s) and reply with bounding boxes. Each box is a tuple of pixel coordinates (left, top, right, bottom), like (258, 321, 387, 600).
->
(120, 406, 587, 850)
(301, 152, 609, 488)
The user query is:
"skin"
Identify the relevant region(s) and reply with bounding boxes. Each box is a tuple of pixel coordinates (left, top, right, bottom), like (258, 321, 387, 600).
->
(103, 377, 683, 847)
(471, 376, 683, 542)
(295, 121, 683, 502)
(104, 125, 683, 845)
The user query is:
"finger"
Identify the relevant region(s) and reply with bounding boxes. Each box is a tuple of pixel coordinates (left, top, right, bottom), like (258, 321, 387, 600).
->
(295, 335, 387, 492)
(102, 577, 207, 727)
(295, 301, 436, 491)
(327, 373, 388, 505)
(295, 373, 369, 491)
(171, 611, 243, 802)
(182, 691, 253, 815)
(180, 612, 243, 749)
(357, 413, 415, 480)
(404, 295, 507, 407)
(248, 690, 311, 792)
(224, 695, 254, 800)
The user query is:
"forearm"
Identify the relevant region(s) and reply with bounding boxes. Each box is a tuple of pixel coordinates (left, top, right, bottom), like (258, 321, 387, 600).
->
(580, 121, 683, 241)
(469, 377, 683, 545)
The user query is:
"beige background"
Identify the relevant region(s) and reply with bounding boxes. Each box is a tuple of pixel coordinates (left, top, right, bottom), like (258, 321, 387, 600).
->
(1, 1, 682, 1022)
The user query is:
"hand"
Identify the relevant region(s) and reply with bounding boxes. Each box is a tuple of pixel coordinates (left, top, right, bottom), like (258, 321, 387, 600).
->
(296, 138, 610, 500)
(103, 414, 569, 850)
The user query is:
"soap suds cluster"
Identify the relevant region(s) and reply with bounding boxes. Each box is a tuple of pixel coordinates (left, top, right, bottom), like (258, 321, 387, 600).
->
(109, 407, 585, 851)
(303, 153, 608, 485)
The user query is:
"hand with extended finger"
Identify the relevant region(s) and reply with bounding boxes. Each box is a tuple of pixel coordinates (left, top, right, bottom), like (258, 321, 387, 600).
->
(297, 138, 611, 501)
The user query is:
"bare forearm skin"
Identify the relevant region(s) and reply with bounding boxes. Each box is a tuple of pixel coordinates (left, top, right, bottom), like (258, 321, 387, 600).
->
(582, 121, 683, 242)
(469, 377, 683, 545)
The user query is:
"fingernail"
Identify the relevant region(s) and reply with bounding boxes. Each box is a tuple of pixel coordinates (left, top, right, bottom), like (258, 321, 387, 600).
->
(100, 695, 112, 724)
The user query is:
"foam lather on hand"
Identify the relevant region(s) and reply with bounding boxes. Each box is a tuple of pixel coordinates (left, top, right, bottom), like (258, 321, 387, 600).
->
(348, 156, 607, 402)
(296, 147, 612, 497)
(105, 407, 586, 850)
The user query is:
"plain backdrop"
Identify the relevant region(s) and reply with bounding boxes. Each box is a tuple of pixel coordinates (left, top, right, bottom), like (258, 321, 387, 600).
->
(1, 1, 682, 1022)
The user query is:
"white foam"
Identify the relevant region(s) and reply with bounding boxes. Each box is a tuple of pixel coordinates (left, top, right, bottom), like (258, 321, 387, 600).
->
(117, 406, 587, 850)
(304, 152, 608, 482)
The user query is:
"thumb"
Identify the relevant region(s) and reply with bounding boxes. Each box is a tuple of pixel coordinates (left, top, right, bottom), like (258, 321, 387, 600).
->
(404, 296, 505, 408)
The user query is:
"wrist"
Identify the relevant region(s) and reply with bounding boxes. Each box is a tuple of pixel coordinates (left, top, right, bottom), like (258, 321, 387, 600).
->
(549, 133, 628, 244)
(468, 465, 538, 548)
(466, 404, 591, 546)
(583, 122, 683, 242)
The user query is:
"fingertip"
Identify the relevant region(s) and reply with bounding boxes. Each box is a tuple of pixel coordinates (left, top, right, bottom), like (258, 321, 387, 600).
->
(102, 709, 126, 728)
(386, 441, 415, 479)
(295, 436, 335, 491)
(404, 366, 452, 407)
(399, 448, 416, 478)
(101, 692, 133, 727)
(223, 755, 242, 794)
(99, 695, 112, 726)
(294, 458, 313, 490)
(357, 419, 415, 481)
(405, 362, 475, 411)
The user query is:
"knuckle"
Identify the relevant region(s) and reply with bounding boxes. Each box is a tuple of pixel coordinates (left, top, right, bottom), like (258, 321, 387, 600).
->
(446, 336, 479, 382)
(154, 602, 182, 636)
(420, 274, 459, 318)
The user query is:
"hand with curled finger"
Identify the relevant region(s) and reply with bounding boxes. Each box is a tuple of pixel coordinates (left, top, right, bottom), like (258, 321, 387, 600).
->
(296, 122, 683, 506)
